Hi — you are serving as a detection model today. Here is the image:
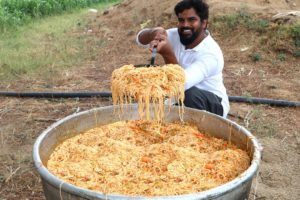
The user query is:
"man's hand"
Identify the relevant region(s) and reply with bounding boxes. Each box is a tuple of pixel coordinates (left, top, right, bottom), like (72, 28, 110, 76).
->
(138, 27, 166, 45)
(138, 27, 178, 64)
(150, 29, 169, 53)
(149, 28, 178, 64)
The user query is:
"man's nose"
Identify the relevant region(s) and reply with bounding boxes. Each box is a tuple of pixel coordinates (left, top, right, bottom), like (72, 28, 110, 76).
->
(180, 19, 192, 27)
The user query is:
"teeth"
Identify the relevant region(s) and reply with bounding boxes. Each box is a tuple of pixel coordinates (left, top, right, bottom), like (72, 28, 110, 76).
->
(183, 29, 191, 33)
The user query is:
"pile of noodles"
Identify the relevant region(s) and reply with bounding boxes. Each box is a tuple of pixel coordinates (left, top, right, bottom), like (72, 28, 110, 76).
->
(111, 64, 185, 121)
(47, 64, 250, 196)
(47, 120, 250, 196)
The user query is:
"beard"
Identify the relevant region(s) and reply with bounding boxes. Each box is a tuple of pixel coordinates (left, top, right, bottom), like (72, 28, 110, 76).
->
(178, 27, 201, 46)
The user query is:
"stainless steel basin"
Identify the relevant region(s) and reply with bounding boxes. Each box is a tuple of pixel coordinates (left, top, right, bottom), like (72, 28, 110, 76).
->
(33, 104, 262, 200)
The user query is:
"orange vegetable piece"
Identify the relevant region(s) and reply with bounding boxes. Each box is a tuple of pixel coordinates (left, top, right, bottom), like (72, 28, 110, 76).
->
(193, 132, 206, 139)
(205, 163, 214, 170)
(132, 76, 140, 84)
(141, 156, 151, 163)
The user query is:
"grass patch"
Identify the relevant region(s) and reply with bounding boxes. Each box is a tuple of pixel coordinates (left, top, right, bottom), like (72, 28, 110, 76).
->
(291, 24, 300, 46)
(249, 119, 277, 138)
(211, 8, 300, 58)
(0, 0, 119, 31)
(0, 1, 118, 82)
(244, 109, 277, 138)
(211, 7, 268, 33)
(250, 52, 262, 62)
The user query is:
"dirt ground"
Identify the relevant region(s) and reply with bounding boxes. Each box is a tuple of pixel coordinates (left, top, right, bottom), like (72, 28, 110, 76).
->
(0, 0, 299, 199)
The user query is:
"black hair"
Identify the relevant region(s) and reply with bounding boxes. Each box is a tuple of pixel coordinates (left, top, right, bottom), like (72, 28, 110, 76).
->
(174, 0, 209, 21)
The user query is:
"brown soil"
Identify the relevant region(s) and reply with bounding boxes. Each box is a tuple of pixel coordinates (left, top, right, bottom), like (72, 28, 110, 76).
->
(0, 0, 299, 199)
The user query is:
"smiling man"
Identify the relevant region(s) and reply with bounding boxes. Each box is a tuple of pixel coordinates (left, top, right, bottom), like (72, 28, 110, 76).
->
(136, 0, 229, 118)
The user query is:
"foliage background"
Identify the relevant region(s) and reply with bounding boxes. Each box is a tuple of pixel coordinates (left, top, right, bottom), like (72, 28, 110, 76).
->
(0, 0, 117, 31)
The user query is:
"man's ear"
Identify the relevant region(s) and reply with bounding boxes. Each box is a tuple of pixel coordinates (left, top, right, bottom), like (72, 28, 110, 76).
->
(201, 19, 208, 29)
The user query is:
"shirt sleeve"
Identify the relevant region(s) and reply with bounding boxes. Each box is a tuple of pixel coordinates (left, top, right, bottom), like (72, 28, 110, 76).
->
(136, 28, 151, 48)
(184, 53, 220, 90)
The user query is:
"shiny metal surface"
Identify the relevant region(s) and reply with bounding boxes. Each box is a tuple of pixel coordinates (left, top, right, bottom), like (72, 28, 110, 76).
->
(33, 104, 262, 200)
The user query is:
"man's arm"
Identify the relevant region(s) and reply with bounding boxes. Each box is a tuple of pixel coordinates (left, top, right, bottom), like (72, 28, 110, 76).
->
(137, 27, 178, 64)
(137, 27, 165, 45)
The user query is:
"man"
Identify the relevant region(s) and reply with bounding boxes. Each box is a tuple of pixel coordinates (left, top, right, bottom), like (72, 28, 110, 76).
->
(136, 0, 229, 118)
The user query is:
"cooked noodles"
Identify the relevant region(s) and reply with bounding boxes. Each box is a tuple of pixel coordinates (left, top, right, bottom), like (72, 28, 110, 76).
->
(111, 64, 185, 121)
(47, 63, 250, 197)
(47, 120, 250, 196)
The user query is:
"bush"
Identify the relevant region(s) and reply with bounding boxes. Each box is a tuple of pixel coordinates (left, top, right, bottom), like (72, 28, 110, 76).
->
(0, 0, 118, 31)
(290, 24, 300, 47)
(250, 52, 262, 62)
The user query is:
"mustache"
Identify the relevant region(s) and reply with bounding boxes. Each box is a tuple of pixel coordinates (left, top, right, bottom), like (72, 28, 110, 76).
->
(180, 27, 192, 31)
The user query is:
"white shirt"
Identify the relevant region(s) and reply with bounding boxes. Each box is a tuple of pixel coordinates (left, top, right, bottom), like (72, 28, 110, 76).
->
(136, 28, 230, 117)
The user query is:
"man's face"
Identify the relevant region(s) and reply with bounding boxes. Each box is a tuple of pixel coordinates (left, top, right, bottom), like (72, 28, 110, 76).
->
(177, 8, 205, 46)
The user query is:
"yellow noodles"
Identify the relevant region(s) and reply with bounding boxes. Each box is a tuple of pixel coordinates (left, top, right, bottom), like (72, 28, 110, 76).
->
(111, 64, 185, 121)
(47, 120, 250, 196)
(47, 64, 250, 197)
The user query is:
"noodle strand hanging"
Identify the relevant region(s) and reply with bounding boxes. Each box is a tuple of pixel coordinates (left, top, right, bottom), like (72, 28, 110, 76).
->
(111, 64, 185, 121)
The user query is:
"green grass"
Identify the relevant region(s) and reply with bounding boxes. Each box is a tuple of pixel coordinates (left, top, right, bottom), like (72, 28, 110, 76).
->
(0, 0, 118, 31)
(0, 1, 118, 82)
(247, 109, 277, 138)
(210, 8, 300, 58)
(211, 7, 271, 33)
(291, 24, 300, 47)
